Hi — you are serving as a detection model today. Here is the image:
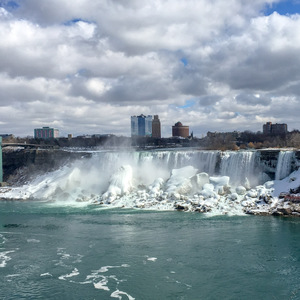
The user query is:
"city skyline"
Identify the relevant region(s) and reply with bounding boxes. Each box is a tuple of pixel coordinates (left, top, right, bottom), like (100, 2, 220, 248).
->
(29, 120, 290, 139)
(0, 1, 300, 137)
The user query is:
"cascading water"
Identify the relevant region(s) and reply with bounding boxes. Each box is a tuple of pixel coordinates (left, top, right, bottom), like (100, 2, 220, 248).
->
(275, 151, 294, 180)
(2, 149, 299, 215)
(219, 151, 258, 187)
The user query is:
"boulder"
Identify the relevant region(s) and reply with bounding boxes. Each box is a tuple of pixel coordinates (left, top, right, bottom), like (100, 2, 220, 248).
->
(236, 186, 246, 195)
(247, 190, 258, 198)
(230, 193, 239, 201)
(276, 207, 293, 215)
(191, 172, 209, 191)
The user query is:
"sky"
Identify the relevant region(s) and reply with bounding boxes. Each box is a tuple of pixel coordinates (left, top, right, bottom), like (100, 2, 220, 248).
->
(0, 0, 300, 138)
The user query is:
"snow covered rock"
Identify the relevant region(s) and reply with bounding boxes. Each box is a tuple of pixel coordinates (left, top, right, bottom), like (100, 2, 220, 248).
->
(236, 186, 246, 195)
(165, 166, 198, 196)
(102, 165, 133, 201)
(191, 172, 210, 192)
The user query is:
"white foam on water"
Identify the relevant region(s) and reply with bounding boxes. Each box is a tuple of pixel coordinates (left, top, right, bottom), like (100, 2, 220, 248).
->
(72, 254, 84, 264)
(78, 264, 132, 296)
(27, 239, 40, 243)
(99, 266, 115, 273)
(99, 264, 130, 273)
(58, 268, 80, 280)
(0, 250, 15, 267)
(6, 274, 21, 278)
(147, 257, 157, 262)
(40, 273, 53, 277)
(111, 289, 135, 300)
(55, 248, 83, 267)
(55, 248, 71, 266)
(93, 277, 110, 291)
(0, 234, 7, 245)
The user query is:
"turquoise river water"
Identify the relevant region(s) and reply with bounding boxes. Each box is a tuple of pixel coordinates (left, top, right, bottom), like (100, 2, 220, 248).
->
(1, 201, 300, 300)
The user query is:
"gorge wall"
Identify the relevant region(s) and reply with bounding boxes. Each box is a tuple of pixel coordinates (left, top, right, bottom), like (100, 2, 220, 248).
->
(2, 149, 92, 183)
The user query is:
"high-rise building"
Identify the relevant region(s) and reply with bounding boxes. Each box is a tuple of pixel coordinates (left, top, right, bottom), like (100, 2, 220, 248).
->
(34, 127, 59, 139)
(131, 115, 153, 137)
(172, 122, 189, 138)
(152, 115, 161, 138)
(263, 122, 287, 135)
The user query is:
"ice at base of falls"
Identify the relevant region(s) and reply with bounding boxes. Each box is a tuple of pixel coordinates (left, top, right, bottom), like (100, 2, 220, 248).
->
(2, 150, 300, 215)
(102, 165, 133, 202)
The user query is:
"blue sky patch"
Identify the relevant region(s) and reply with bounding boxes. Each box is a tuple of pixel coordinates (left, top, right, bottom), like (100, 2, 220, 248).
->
(180, 57, 188, 66)
(0, 1, 19, 10)
(64, 18, 91, 26)
(264, 0, 300, 15)
(178, 99, 196, 109)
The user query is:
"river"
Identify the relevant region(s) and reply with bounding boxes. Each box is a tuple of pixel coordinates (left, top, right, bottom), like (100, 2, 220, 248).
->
(1, 201, 300, 300)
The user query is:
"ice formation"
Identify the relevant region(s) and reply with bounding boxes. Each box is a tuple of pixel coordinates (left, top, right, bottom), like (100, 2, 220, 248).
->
(1, 149, 300, 216)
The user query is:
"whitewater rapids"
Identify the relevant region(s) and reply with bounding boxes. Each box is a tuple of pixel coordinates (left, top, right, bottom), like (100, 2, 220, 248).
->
(1, 149, 300, 216)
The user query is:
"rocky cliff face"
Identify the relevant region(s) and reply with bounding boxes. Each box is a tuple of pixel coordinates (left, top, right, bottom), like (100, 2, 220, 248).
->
(2, 149, 92, 184)
(259, 149, 300, 179)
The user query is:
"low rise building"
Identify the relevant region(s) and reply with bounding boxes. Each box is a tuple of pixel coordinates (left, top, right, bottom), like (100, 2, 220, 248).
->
(172, 122, 189, 138)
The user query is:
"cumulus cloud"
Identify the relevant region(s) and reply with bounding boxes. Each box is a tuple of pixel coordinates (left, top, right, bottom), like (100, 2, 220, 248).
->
(0, 0, 298, 137)
(235, 93, 272, 106)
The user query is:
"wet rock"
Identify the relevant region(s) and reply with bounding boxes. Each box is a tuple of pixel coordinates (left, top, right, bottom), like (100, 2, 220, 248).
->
(195, 205, 211, 213)
(276, 207, 293, 215)
(272, 210, 283, 216)
(175, 204, 188, 211)
(259, 195, 272, 204)
(217, 186, 225, 195)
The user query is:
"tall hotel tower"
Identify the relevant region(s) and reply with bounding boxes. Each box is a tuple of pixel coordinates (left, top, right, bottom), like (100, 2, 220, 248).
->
(131, 115, 153, 137)
(152, 115, 161, 138)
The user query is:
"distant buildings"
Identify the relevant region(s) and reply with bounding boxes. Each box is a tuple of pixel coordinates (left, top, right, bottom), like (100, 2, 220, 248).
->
(263, 122, 287, 135)
(131, 115, 153, 137)
(152, 115, 161, 138)
(172, 122, 189, 138)
(0, 134, 14, 139)
(131, 114, 161, 137)
(34, 127, 59, 139)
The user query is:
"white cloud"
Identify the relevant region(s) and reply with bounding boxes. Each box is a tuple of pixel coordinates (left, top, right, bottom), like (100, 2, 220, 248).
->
(0, 1, 299, 137)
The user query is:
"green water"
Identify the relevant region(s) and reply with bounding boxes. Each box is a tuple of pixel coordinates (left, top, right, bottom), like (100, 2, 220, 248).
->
(1, 201, 300, 300)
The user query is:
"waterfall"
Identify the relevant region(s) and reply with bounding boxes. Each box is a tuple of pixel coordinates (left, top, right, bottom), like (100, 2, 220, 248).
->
(3, 148, 298, 208)
(275, 151, 294, 180)
(89, 150, 258, 188)
(131, 150, 219, 175)
(219, 151, 257, 186)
